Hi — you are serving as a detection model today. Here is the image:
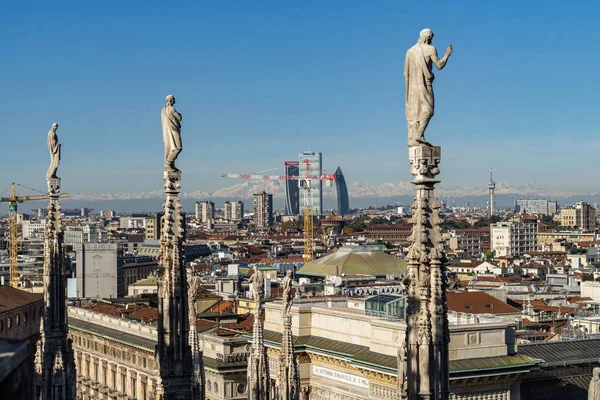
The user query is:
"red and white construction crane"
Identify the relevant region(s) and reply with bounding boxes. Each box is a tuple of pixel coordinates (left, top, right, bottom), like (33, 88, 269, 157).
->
(222, 159, 335, 261)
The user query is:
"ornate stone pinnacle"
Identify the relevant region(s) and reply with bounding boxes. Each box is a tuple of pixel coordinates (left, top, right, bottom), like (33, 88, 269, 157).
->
(402, 144, 449, 399)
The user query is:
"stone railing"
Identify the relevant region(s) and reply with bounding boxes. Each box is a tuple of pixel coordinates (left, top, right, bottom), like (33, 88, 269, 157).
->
(68, 306, 157, 341)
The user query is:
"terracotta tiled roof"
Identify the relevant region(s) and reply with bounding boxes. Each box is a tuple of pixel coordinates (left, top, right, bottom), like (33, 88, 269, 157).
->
(128, 307, 158, 322)
(446, 291, 520, 315)
(0, 286, 43, 313)
(196, 319, 218, 332)
(205, 300, 233, 314)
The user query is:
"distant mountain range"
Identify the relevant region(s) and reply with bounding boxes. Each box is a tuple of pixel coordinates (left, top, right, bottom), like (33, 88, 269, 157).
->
(13, 179, 598, 215)
(67, 180, 583, 202)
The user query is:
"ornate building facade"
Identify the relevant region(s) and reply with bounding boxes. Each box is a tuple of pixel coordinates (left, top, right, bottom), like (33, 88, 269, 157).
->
(68, 306, 248, 400)
(261, 299, 538, 400)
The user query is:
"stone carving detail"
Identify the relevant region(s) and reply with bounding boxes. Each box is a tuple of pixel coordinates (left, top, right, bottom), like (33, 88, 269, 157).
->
(34, 163, 76, 399)
(156, 96, 195, 400)
(371, 384, 401, 400)
(277, 271, 299, 399)
(248, 266, 270, 400)
(401, 144, 449, 399)
(449, 389, 508, 400)
(187, 266, 205, 399)
(589, 367, 600, 400)
(405, 29, 453, 147)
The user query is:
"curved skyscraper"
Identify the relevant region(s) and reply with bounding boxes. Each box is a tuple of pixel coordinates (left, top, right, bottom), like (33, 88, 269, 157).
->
(284, 161, 300, 215)
(335, 166, 349, 215)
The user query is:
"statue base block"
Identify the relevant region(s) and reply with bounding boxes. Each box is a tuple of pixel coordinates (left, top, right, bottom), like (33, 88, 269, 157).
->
(47, 178, 61, 194)
(164, 170, 182, 181)
(409, 145, 441, 184)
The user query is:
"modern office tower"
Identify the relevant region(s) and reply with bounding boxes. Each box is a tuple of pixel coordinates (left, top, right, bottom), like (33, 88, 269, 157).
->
(224, 201, 244, 221)
(253, 192, 273, 229)
(195, 200, 215, 224)
(284, 161, 300, 215)
(298, 151, 322, 215)
(334, 166, 349, 215)
(514, 199, 558, 216)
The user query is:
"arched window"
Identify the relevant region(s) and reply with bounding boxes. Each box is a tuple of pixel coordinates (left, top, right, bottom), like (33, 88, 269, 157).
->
(207, 380, 212, 392)
(24, 312, 28, 323)
(7, 317, 12, 329)
(16, 314, 20, 325)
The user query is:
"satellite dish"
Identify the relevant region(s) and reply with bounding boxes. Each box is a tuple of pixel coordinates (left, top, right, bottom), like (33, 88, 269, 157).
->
(331, 276, 342, 287)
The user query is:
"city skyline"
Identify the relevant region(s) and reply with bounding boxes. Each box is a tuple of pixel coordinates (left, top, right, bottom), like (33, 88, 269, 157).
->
(2, 1, 600, 196)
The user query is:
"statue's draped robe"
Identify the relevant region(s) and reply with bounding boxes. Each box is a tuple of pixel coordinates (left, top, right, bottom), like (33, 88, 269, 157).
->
(404, 44, 435, 123)
(46, 130, 60, 179)
(161, 105, 182, 162)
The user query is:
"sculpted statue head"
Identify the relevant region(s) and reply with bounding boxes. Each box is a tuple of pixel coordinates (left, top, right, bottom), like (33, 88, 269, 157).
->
(286, 270, 292, 278)
(594, 367, 600, 380)
(418, 29, 434, 44)
(51, 123, 58, 131)
(166, 94, 176, 106)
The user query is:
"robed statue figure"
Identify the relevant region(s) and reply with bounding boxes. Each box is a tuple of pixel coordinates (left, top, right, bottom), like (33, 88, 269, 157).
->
(405, 29, 452, 147)
(46, 123, 61, 180)
(161, 94, 183, 173)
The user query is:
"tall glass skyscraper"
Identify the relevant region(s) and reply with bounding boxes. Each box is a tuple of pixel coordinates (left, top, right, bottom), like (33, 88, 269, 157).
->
(299, 151, 323, 215)
(335, 166, 349, 215)
(284, 161, 300, 215)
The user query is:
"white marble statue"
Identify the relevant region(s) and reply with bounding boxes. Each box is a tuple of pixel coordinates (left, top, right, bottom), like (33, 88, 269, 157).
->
(405, 29, 452, 147)
(46, 123, 61, 180)
(161, 94, 183, 173)
(590, 367, 600, 400)
(248, 268, 265, 303)
(281, 270, 293, 316)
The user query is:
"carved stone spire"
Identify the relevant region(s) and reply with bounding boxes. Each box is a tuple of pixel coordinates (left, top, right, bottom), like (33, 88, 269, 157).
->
(277, 271, 299, 400)
(247, 268, 270, 400)
(401, 146, 449, 400)
(187, 266, 205, 398)
(33, 176, 76, 400)
(156, 95, 194, 399)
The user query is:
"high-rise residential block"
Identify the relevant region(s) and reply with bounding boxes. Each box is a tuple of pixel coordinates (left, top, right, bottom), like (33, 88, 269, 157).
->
(224, 201, 243, 221)
(195, 201, 215, 224)
(253, 192, 273, 229)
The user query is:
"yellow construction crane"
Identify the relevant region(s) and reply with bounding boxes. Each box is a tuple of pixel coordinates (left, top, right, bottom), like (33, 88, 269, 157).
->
(221, 160, 335, 263)
(0, 183, 68, 288)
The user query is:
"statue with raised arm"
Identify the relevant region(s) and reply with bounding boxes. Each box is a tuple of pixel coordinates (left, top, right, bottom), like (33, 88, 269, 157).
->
(405, 28, 453, 147)
(281, 270, 293, 316)
(161, 94, 183, 173)
(46, 123, 61, 180)
(248, 267, 265, 303)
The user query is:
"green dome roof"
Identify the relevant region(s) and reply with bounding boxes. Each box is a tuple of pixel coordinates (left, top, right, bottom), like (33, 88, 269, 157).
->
(297, 246, 407, 278)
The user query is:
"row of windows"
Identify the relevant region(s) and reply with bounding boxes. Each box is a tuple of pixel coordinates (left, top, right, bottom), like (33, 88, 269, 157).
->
(0, 306, 42, 332)
(76, 354, 149, 400)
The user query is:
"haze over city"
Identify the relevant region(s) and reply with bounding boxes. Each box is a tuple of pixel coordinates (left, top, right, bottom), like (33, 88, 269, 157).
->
(2, 0, 600, 203)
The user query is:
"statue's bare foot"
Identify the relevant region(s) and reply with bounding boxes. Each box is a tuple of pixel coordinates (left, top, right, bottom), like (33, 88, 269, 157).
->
(416, 138, 432, 146)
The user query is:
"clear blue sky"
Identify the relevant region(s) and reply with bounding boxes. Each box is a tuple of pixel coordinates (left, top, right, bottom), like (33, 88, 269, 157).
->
(1, 0, 599, 195)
